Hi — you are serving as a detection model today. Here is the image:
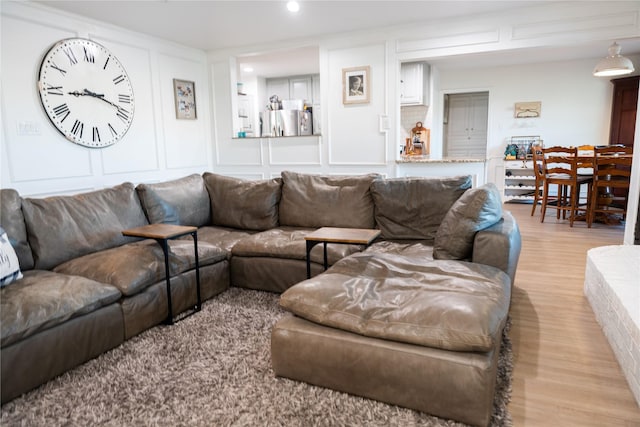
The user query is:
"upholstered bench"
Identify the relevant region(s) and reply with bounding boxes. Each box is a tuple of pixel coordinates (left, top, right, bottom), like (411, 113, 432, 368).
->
(272, 254, 511, 427)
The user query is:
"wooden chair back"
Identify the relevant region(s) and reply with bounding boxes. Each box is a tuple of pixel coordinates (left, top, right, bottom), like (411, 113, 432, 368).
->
(542, 146, 577, 177)
(587, 145, 633, 227)
(592, 145, 633, 188)
(540, 146, 592, 226)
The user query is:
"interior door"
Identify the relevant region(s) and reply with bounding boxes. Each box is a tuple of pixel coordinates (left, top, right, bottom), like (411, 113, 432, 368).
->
(444, 92, 489, 158)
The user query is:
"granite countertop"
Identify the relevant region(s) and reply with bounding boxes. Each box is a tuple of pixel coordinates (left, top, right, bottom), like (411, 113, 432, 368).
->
(396, 156, 486, 164)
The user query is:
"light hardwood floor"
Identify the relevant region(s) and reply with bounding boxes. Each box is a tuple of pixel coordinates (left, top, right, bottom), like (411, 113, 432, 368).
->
(506, 203, 640, 426)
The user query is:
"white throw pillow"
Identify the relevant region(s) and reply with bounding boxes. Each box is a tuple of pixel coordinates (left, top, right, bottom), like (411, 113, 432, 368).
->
(0, 227, 23, 287)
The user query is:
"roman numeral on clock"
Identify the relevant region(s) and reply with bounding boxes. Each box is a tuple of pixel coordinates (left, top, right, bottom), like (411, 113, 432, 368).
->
(53, 103, 70, 122)
(63, 47, 78, 65)
(71, 120, 84, 138)
(46, 84, 63, 96)
(113, 75, 126, 85)
(83, 47, 95, 63)
(108, 123, 117, 137)
(116, 107, 130, 123)
(92, 127, 101, 143)
(50, 61, 67, 76)
(118, 94, 131, 104)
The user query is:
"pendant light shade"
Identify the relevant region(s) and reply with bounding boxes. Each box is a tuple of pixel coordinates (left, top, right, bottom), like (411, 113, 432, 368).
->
(593, 42, 635, 77)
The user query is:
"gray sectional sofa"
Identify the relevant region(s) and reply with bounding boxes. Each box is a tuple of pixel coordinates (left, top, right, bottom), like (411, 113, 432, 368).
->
(0, 171, 521, 427)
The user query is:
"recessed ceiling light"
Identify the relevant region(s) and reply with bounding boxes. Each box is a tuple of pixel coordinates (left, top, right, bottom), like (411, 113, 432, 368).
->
(287, 1, 300, 13)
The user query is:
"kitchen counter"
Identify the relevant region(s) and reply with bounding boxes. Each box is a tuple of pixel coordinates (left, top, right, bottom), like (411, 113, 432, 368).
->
(396, 156, 486, 164)
(395, 156, 487, 186)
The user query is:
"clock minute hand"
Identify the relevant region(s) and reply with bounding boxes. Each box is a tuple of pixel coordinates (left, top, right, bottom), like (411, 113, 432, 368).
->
(83, 88, 119, 108)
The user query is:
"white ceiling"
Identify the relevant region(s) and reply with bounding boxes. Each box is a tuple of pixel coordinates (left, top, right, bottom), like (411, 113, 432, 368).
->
(35, 0, 640, 76)
(38, 1, 544, 52)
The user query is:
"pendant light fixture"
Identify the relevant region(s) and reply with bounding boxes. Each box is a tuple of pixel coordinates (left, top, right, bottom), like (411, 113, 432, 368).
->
(593, 42, 635, 77)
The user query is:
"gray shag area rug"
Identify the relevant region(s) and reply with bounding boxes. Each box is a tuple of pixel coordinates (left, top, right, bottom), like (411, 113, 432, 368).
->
(1, 288, 513, 426)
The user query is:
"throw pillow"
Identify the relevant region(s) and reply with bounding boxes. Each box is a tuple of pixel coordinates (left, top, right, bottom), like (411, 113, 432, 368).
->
(433, 183, 503, 260)
(0, 227, 23, 287)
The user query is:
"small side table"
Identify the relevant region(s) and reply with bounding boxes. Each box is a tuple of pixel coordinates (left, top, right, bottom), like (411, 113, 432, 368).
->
(304, 227, 381, 279)
(122, 224, 201, 325)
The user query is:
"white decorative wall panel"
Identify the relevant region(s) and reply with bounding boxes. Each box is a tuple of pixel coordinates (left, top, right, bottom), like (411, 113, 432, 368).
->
(327, 43, 388, 165)
(97, 38, 159, 175)
(159, 53, 209, 170)
(268, 137, 321, 165)
(511, 10, 639, 42)
(397, 28, 500, 54)
(1, 16, 93, 182)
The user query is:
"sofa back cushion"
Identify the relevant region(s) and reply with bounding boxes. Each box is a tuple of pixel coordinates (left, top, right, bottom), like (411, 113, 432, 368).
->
(370, 175, 472, 240)
(433, 183, 503, 260)
(279, 171, 379, 229)
(22, 183, 149, 270)
(0, 189, 34, 270)
(203, 173, 282, 231)
(136, 174, 210, 227)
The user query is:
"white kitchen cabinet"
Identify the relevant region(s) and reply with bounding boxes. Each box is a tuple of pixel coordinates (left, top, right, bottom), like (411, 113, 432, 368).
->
(311, 74, 321, 105)
(503, 160, 538, 202)
(400, 62, 430, 106)
(289, 76, 312, 103)
(266, 78, 290, 101)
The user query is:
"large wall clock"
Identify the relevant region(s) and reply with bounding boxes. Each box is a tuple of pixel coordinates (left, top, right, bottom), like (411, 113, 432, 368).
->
(38, 38, 134, 148)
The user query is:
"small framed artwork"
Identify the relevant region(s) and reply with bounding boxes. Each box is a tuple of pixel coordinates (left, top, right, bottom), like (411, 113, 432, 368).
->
(514, 101, 541, 118)
(173, 79, 197, 120)
(342, 66, 370, 105)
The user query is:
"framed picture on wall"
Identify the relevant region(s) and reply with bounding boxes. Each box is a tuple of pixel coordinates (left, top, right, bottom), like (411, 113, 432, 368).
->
(342, 66, 370, 105)
(514, 101, 541, 118)
(173, 79, 197, 119)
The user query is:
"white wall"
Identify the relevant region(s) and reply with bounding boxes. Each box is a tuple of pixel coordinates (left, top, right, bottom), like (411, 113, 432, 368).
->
(0, 2, 212, 197)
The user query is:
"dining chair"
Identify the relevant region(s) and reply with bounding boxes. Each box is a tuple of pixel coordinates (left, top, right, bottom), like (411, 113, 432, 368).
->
(530, 145, 555, 216)
(587, 145, 633, 228)
(540, 146, 593, 226)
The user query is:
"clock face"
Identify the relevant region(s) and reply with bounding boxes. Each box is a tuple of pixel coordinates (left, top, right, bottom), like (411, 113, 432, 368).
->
(38, 38, 134, 148)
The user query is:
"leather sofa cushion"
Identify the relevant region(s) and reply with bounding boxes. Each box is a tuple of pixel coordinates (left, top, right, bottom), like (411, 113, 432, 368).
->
(434, 183, 503, 260)
(279, 171, 379, 229)
(1, 270, 121, 347)
(22, 183, 149, 270)
(203, 173, 281, 231)
(53, 240, 226, 297)
(0, 189, 34, 270)
(231, 227, 362, 265)
(370, 176, 471, 240)
(196, 226, 257, 256)
(136, 174, 210, 227)
(280, 252, 510, 352)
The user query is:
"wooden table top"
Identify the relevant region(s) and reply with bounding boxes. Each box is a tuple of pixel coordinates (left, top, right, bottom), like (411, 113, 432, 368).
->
(305, 227, 381, 244)
(122, 224, 197, 239)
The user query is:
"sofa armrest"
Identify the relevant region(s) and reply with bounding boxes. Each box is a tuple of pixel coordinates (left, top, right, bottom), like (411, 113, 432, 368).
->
(471, 210, 521, 285)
